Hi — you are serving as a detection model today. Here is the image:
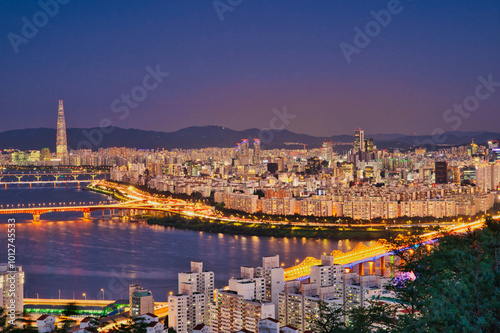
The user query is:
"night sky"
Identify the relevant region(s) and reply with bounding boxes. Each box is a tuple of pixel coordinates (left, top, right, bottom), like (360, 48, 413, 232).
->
(1, 0, 499, 136)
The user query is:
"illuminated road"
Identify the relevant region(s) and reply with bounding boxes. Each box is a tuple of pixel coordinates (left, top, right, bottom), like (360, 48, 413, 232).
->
(95, 181, 461, 229)
(0, 180, 468, 229)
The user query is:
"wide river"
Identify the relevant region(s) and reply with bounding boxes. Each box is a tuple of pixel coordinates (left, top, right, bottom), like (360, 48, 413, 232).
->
(0, 185, 376, 301)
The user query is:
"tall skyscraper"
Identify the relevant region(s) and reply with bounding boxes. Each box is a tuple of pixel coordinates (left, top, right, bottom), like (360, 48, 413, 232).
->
(253, 138, 261, 164)
(56, 100, 67, 158)
(322, 140, 333, 166)
(435, 161, 448, 184)
(354, 129, 365, 153)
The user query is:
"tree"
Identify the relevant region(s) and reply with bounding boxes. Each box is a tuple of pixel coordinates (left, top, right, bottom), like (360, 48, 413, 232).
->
(0, 308, 37, 332)
(384, 225, 500, 332)
(343, 302, 396, 333)
(381, 234, 430, 331)
(312, 301, 346, 333)
(485, 216, 500, 270)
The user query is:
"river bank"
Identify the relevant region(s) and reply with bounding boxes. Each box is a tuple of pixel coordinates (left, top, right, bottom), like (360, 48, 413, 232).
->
(146, 215, 435, 241)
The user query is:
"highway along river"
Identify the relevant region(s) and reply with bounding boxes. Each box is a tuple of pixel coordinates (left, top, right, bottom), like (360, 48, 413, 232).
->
(0, 185, 376, 301)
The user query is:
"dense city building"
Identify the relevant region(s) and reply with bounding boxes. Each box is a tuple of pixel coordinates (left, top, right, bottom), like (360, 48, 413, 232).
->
(3, 127, 499, 221)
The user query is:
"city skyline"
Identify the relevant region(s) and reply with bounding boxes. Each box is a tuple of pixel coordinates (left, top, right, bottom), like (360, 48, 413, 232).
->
(1, 1, 500, 136)
(1, 1, 499, 332)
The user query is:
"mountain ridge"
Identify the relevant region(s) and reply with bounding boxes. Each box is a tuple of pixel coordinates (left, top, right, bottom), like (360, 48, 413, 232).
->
(0, 126, 498, 151)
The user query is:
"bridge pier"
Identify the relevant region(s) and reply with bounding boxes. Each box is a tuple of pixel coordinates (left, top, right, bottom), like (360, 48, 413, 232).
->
(119, 210, 123, 218)
(358, 262, 364, 276)
(368, 261, 374, 275)
(33, 214, 40, 222)
(83, 211, 91, 220)
(380, 257, 386, 276)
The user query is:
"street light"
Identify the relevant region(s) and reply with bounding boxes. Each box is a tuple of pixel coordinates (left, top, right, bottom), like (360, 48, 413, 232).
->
(83, 293, 86, 300)
(101, 288, 104, 300)
(36, 293, 39, 299)
(58, 289, 61, 299)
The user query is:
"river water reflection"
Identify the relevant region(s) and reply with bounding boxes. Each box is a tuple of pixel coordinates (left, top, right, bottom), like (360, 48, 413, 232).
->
(0, 186, 376, 301)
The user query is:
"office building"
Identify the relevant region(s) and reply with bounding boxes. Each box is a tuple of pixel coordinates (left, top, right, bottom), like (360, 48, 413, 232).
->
(435, 161, 448, 184)
(129, 284, 154, 316)
(354, 129, 365, 153)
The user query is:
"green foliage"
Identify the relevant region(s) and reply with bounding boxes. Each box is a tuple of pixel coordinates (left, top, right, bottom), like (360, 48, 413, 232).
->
(386, 224, 500, 332)
(0, 307, 37, 332)
(313, 302, 346, 332)
(315, 221, 500, 332)
(312, 301, 395, 333)
(62, 303, 79, 317)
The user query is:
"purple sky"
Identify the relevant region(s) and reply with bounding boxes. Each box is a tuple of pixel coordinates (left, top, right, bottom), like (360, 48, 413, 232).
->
(1, 0, 499, 136)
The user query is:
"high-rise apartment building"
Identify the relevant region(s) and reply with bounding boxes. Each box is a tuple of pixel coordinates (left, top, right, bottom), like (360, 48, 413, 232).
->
(279, 256, 344, 332)
(476, 163, 500, 191)
(178, 261, 214, 305)
(278, 281, 342, 332)
(56, 100, 68, 158)
(209, 255, 284, 333)
(169, 287, 206, 333)
(169, 262, 214, 333)
(210, 289, 275, 333)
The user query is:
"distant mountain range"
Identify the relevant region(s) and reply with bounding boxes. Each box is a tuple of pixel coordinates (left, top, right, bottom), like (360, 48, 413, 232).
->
(0, 126, 498, 151)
